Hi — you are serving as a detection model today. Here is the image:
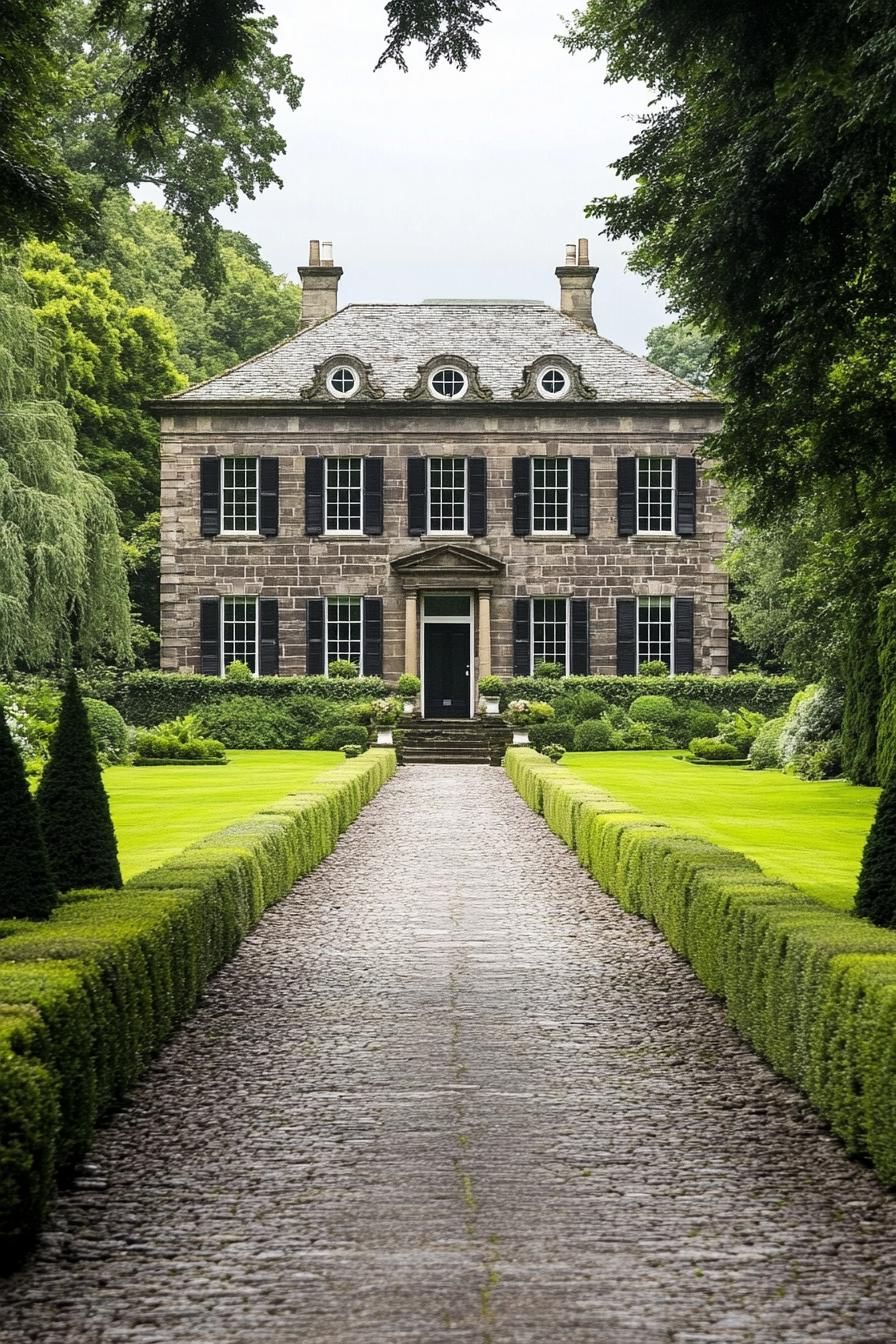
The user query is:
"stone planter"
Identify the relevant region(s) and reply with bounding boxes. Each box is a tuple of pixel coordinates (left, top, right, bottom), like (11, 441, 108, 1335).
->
(375, 727, 394, 746)
(483, 696, 501, 717)
(402, 699, 416, 715)
(512, 728, 530, 746)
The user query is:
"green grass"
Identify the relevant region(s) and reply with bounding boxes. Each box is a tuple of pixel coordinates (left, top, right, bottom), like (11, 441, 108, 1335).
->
(562, 751, 880, 910)
(104, 750, 342, 879)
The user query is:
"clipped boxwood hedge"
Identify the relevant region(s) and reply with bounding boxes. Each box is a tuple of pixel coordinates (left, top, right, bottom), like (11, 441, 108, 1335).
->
(0, 748, 396, 1255)
(501, 672, 799, 718)
(504, 747, 896, 1187)
(117, 671, 388, 727)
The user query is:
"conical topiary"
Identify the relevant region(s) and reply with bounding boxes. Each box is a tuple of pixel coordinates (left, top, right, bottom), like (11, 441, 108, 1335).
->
(855, 768, 896, 928)
(36, 673, 122, 892)
(0, 709, 57, 920)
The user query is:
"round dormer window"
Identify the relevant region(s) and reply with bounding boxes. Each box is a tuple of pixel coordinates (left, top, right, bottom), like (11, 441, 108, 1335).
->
(428, 367, 468, 400)
(537, 366, 570, 399)
(326, 365, 359, 398)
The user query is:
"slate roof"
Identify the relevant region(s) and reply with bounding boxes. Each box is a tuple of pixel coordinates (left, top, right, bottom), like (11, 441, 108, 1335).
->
(169, 301, 711, 405)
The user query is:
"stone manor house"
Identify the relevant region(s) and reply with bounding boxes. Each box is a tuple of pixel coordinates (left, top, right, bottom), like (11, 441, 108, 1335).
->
(155, 240, 727, 718)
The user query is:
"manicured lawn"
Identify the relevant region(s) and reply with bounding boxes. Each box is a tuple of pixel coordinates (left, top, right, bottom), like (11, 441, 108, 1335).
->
(105, 750, 342, 879)
(562, 751, 880, 910)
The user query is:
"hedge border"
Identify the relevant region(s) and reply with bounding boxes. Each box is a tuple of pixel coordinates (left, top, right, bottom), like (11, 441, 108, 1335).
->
(0, 748, 396, 1256)
(504, 747, 896, 1187)
(500, 672, 799, 717)
(117, 671, 388, 726)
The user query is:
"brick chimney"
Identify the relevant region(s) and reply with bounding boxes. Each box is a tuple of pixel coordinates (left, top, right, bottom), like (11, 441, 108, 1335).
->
(555, 239, 598, 331)
(298, 240, 342, 329)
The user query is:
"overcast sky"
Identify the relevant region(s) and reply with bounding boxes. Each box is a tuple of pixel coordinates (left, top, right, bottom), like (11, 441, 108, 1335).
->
(224, 0, 670, 353)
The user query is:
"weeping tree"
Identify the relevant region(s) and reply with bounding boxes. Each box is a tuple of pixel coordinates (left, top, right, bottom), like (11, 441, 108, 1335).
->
(0, 257, 132, 670)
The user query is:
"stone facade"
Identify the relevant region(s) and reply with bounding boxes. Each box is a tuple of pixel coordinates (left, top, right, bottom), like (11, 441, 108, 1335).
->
(156, 245, 728, 706)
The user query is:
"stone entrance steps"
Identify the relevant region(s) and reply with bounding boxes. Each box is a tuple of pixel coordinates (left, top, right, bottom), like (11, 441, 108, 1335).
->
(397, 717, 511, 766)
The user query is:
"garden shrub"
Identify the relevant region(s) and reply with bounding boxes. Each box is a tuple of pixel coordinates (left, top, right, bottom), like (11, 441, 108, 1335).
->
(779, 685, 843, 766)
(134, 716, 227, 764)
(615, 719, 674, 750)
(748, 716, 787, 770)
(638, 660, 669, 677)
(573, 718, 616, 752)
(717, 708, 766, 757)
(688, 737, 742, 762)
(341, 743, 364, 758)
(794, 738, 843, 781)
(224, 660, 253, 683)
(303, 724, 369, 751)
(533, 661, 565, 680)
(0, 748, 397, 1255)
(856, 767, 896, 929)
(328, 659, 359, 680)
(628, 694, 678, 729)
(679, 701, 721, 742)
(530, 720, 576, 753)
(0, 711, 57, 921)
(115, 671, 388, 726)
(500, 673, 798, 717)
(541, 743, 566, 762)
(36, 675, 122, 892)
(195, 698, 299, 750)
(875, 586, 896, 786)
(504, 747, 896, 1188)
(83, 699, 128, 763)
(841, 622, 880, 785)
(551, 689, 608, 724)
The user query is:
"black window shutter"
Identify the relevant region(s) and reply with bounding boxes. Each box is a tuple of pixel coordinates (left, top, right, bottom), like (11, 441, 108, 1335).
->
(407, 457, 427, 536)
(675, 456, 697, 536)
(363, 458, 384, 535)
(617, 458, 637, 536)
(674, 597, 695, 674)
(616, 598, 637, 675)
(200, 456, 221, 536)
(258, 599, 279, 675)
(570, 458, 590, 536)
(569, 599, 589, 674)
(305, 458, 324, 535)
(468, 457, 487, 536)
(363, 597, 384, 677)
(512, 457, 531, 536)
(199, 597, 221, 675)
(513, 598, 531, 675)
(306, 598, 325, 674)
(258, 458, 279, 537)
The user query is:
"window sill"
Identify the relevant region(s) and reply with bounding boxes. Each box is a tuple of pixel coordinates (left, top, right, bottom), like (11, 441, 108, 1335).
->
(322, 531, 371, 539)
(425, 532, 474, 539)
(631, 531, 681, 540)
(526, 532, 576, 540)
(217, 531, 264, 539)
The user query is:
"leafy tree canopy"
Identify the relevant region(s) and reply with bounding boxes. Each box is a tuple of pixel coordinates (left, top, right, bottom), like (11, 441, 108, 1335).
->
(645, 320, 718, 394)
(21, 238, 186, 530)
(2, 0, 302, 285)
(0, 258, 132, 670)
(564, 0, 896, 525)
(83, 195, 302, 384)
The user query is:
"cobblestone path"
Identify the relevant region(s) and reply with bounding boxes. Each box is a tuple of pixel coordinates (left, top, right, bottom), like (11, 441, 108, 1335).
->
(4, 766, 896, 1344)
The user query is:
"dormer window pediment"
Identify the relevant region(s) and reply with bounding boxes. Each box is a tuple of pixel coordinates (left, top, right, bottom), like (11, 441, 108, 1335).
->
(512, 354, 596, 402)
(299, 354, 385, 402)
(403, 355, 493, 403)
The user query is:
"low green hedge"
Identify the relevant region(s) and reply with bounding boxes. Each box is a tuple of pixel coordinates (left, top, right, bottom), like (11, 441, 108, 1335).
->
(117, 671, 388, 727)
(504, 747, 896, 1186)
(501, 672, 799, 717)
(0, 749, 396, 1255)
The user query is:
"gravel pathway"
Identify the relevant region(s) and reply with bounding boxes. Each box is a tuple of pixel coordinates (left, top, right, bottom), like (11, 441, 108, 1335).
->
(3, 765, 896, 1344)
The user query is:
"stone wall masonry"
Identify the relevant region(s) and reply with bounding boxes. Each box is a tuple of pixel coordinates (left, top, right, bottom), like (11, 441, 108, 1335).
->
(160, 409, 728, 678)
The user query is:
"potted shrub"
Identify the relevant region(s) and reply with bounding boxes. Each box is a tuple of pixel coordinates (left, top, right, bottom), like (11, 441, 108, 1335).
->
(397, 673, 421, 714)
(478, 674, 503, 716)
(369, 697, 402, 746)
(504, 699, 555, 745)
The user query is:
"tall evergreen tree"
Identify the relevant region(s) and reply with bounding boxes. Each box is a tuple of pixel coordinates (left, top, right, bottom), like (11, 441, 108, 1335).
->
(36, 673, 122, 892)
(855, 769, 896, 928)
(0, 710, 57, 920)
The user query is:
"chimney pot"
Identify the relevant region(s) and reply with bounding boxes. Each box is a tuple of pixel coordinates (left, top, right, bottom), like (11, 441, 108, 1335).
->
(298, 239, 343, 329)
(555, 238, 598, 331)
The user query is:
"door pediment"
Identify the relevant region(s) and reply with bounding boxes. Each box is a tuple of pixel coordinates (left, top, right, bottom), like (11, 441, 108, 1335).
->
(390, 543, 505, 581)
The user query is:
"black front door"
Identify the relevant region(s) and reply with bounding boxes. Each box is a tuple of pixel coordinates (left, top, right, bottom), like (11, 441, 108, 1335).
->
(424, 623, 470, 718)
